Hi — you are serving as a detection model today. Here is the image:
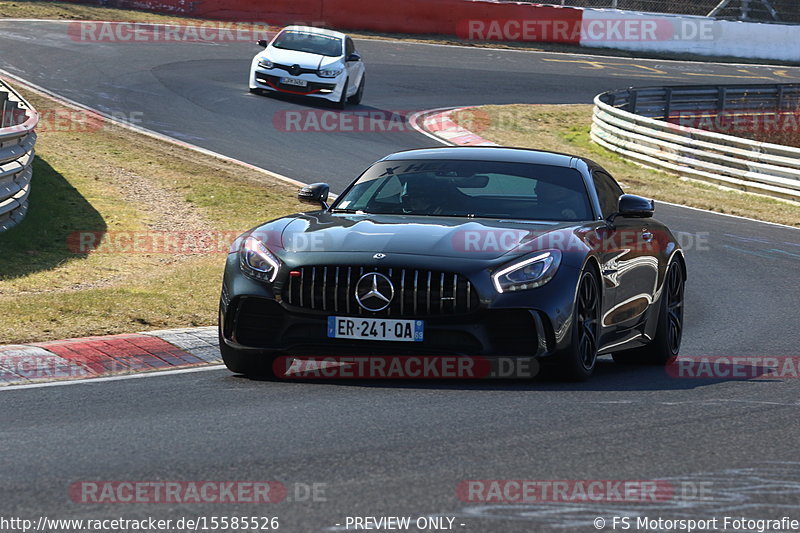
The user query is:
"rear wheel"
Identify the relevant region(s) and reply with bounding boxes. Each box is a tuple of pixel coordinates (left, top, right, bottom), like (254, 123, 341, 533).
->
(613, 260, 685, 365)
(218, 327, 279, 378)
(556, 268, 600, 381)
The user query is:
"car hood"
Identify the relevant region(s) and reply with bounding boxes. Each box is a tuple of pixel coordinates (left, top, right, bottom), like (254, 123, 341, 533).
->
(260, 213, 587, 261)
(263, 47, 340, 70)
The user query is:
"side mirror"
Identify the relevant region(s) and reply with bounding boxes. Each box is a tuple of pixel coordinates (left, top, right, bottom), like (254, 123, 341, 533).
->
(298, 183, 330, 209)
(257, 39, 268, 48)
(611, 194, 654, 221)
(346, 52, 361, 62)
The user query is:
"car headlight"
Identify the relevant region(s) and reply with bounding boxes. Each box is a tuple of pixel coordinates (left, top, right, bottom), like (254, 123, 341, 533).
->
(240, 236, 280, 282)
(258, 59, 274, 69)
(492, 250, 561, 293)
(318, 67, 343, 78)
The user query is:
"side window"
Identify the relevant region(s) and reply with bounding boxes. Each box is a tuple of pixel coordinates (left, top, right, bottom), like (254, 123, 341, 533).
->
(345, 37, 355, 56)
(592, 171, 623, 218)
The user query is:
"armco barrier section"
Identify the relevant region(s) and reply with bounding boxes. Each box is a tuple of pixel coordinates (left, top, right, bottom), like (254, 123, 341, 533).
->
(591, 84, 800, 201)
(0, 81, 38, 232)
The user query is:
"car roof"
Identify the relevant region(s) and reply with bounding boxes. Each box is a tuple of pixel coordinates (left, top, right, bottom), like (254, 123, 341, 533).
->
(280, 25, 346, 40)
(380, 146, 585, 169)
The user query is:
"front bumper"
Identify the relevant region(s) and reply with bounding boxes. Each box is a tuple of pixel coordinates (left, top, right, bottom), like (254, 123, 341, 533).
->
(219, 254, 581, 359)
(222, 296, 550, 357)
(250, 68, 343, 102)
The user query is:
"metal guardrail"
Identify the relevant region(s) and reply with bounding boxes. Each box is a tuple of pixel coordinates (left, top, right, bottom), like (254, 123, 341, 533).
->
(591, 84, 800, 201)
(0, 81, 38, 232)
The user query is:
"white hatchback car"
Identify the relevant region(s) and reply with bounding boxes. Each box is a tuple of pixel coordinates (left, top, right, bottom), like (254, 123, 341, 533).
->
(249, 26, 366, 108)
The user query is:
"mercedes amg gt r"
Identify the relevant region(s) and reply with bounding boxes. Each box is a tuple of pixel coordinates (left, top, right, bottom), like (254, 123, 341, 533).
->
(219, 147, 686, 380)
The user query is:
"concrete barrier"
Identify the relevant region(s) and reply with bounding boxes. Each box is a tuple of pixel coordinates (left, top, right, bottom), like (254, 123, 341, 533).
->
(62, 0, 584, 43)
(61, 0, 800, 61)
(580, 9, 800, 62)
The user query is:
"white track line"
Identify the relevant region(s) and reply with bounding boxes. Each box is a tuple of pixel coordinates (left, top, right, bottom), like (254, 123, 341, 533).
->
(0, 364, 226, 392)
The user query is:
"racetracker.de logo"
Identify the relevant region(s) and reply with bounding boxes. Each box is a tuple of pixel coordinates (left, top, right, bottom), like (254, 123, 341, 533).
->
(458, 18, 716, 42)
(273, 356, 538, 379)
(69, 481, 287, 504)
(667, 356, 800, 379)
(272, 108, 490, 134)
(668, 109, 800, 135)
(67, 21, 277, 43)
(456, 480, 674, 502)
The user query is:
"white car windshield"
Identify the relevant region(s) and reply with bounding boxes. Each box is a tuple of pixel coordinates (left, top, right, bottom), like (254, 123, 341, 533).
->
(272, 31, 343, 57)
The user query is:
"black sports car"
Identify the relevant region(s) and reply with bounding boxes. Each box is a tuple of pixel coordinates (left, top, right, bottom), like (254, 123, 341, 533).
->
(219, 147, 686, 380)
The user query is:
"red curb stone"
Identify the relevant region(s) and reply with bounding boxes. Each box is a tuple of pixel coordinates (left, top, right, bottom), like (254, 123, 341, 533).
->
(34, 334, 198, 377)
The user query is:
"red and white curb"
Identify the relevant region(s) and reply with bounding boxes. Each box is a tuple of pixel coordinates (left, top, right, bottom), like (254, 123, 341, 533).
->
(409, 107, 498, 147)
(0, 327, 221, 387)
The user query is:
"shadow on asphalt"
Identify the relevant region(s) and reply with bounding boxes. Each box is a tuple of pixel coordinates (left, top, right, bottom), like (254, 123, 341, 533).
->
(232, 357, 778, 392)
(249, 89, 416, 119)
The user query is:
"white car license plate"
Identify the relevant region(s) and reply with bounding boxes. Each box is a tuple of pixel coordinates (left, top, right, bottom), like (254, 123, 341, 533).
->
(327, 317, 424, 342)
(280, 77, 307, 87)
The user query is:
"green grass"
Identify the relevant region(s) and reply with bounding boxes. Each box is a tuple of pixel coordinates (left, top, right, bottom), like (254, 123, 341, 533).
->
(0, 87, 304, 343)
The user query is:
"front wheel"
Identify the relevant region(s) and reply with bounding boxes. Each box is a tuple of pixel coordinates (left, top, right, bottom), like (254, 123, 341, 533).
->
(348, 75, 365, 105)
(613, 260, 685, 366)
(555, 268, 601, 381)
(335, 78, 349, 109)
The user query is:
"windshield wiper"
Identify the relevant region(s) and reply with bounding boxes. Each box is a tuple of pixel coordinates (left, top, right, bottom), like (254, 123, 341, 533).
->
(330, 208, 368, 214)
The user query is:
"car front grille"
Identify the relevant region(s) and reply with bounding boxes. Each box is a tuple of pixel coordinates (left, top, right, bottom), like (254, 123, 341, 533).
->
(284, 266, 479, 317)
(255, 74, 336, 92)
(272, 62, 318, 75)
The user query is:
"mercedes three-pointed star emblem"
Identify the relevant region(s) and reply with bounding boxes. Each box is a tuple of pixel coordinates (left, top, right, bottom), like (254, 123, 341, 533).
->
(355, 272, 394, 312)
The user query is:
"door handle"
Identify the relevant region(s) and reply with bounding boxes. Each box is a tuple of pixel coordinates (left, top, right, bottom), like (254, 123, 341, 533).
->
(642, 231, 654, 242)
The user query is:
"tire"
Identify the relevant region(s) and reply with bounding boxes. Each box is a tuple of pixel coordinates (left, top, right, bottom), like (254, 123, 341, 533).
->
(218, 328, 279, 378)
(249, 87, 261, 95)
(348, 75, 364, 105)
(555, 268, 601, 381)
(335, 78, 348, 109)
(613, 260, 685, 366)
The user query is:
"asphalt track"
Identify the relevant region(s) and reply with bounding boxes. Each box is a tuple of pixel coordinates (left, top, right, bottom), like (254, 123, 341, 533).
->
(1, 20, 800, 533)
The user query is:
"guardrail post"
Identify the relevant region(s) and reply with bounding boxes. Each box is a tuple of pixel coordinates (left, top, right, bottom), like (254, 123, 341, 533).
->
(663, 87, 673, 121)
(627, 88, 637, 114)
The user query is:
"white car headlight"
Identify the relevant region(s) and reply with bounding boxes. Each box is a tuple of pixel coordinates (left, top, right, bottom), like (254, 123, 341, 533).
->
(240, 236, 280, 282)
(492, 250, 561, 293)
(318, 67, 343, 78)
(258, 58, 274, 69)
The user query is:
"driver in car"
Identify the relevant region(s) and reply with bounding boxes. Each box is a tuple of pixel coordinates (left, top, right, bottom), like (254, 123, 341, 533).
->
(535, 181, 580, 220)
(400, 177, 456, 214)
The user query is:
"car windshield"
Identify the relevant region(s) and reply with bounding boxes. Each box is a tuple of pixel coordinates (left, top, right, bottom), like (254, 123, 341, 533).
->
(332, 159, 594, 222)
(272, 31, 343, 57)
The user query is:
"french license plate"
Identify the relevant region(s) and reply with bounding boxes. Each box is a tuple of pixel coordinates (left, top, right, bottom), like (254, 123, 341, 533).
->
(328, 317, 424, 342)
(280, 77, 307, 87)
